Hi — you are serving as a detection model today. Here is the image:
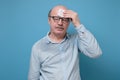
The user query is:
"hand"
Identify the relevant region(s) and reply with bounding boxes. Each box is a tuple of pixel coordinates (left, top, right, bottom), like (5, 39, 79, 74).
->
(63, 10, 81, 27)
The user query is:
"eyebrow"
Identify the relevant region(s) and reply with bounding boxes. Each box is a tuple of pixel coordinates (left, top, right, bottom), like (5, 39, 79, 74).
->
(49, 16, 69, 19)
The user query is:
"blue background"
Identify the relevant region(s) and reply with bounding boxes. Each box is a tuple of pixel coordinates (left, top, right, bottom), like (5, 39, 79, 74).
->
(0, 0, 120, 80)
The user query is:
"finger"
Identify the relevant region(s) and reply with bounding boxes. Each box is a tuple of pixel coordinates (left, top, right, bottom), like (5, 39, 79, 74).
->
(63, 14, 72, 18)
(64, 10, 73, 14)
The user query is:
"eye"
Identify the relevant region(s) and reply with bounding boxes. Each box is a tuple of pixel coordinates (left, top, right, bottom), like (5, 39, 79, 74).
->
(53, 17, 60, 20)
(63, 18, 69, 22)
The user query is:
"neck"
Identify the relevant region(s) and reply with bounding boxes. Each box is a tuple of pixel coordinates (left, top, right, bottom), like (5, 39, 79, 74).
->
(49, 32, 66, 43)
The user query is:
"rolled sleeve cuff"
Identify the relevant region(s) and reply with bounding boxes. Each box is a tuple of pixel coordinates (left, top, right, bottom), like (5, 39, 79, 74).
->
(75, 24, 86, 35)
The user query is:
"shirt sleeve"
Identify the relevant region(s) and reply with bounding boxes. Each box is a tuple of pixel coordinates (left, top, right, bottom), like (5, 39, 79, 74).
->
(75, 24, 102, 58)
(28, 45, 41, 80)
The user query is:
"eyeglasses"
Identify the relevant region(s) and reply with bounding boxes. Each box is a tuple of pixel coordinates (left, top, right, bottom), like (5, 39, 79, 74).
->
(49, 16, 70, 23)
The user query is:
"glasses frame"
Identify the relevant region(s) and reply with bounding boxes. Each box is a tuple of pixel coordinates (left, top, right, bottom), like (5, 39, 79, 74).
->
(49, 16, 70, 23)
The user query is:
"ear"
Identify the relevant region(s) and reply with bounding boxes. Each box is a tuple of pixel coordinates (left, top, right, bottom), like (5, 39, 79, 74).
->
(48, 17, 51, 24)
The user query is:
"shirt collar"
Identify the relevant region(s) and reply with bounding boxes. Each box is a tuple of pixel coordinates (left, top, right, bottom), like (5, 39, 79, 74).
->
(45, 32, 70, 44)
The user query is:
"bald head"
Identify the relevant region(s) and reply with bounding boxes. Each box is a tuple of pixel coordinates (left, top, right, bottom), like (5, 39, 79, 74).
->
(48, 5, 68, 17)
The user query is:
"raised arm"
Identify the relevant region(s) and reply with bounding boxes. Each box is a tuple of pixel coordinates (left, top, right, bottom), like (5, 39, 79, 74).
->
(64, 10, 102, 58)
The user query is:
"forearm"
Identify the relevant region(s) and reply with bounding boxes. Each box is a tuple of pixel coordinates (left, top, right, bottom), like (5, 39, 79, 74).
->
(75, 24, 102, 58)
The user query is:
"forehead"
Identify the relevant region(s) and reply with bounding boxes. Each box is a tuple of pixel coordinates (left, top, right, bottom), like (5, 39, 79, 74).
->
(51, 6, 67, 15)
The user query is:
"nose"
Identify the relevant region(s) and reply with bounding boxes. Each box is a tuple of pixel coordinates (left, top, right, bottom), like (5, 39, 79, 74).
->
(58, 19, 63, 25)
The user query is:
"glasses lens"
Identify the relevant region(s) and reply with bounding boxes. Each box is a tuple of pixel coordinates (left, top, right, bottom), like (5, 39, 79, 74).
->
(62, 18, 70, 23)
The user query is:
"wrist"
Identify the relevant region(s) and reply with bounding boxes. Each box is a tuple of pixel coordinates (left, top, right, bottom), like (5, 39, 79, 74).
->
(75, 24, 85, 32)
(74, 22, 81, 27)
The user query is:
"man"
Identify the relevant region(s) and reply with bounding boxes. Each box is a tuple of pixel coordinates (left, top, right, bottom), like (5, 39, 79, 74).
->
(28, 5, 102, 80)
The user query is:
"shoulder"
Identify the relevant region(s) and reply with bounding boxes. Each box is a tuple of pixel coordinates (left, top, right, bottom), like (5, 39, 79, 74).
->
(32, 36, 47, 51)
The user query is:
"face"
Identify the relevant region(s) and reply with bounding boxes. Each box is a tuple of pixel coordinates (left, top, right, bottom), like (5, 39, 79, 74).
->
(48, 6, 70, 36)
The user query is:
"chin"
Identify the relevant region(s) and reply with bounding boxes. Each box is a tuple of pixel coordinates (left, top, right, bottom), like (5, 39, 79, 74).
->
(56, 31, 66, 35)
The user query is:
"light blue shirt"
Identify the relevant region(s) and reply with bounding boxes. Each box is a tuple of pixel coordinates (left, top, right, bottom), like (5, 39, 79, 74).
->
(28, 24, 102, 80)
